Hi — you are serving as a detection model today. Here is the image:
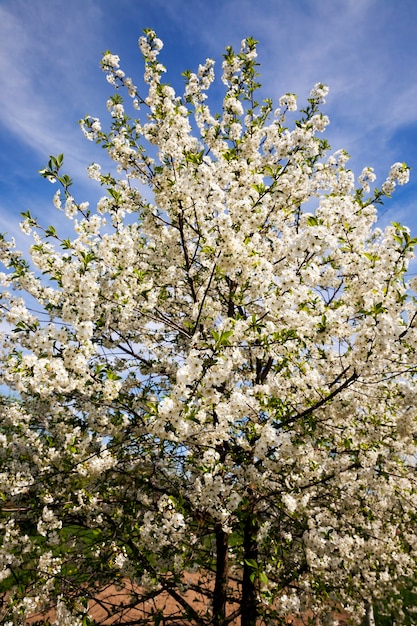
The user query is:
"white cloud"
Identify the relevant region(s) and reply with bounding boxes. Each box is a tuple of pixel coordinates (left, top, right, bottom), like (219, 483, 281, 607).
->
(0, 1, 106, 177)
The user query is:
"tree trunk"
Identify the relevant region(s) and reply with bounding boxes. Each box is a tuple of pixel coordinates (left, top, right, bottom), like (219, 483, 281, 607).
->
(213, 522, 229, 626)
(241, 511, 259, 626)
(365, 601, 375, 626)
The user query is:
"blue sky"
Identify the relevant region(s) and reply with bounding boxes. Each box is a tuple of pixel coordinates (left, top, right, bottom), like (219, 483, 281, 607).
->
(1, 0, 417, 261)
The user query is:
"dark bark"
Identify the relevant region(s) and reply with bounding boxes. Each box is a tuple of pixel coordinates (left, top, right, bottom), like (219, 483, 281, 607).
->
(212, 522, 229, 626)
(241, 511, 259, 626)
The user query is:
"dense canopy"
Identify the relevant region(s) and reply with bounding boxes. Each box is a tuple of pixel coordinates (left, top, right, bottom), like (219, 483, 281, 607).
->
(0, 31, 416, 625)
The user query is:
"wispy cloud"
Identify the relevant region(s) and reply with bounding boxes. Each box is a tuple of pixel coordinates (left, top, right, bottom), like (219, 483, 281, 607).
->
(0, 1, 106, 176)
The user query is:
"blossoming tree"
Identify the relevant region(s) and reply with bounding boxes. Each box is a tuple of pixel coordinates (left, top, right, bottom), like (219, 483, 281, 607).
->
(0, 30, 417, 626)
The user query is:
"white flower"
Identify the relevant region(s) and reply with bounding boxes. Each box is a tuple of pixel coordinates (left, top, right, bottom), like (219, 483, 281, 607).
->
(282, 494, 298, 514)
(225, 97, 244, 116)
(87, 163, 101, 181)
(114, 552, 127, 568)
(279, 93, 297, 111)
(310, 82, 329, 102)
(102, 53, 120, 69)
(388, 161, 410, 185)
(53, 189, 62, 210)
(382, 180, 395, 195)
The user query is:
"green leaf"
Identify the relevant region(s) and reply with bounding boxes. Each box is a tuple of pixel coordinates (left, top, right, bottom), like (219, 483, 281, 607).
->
(58, 174, 73, 189)
(106, 369, 122, 381)
(211, 328, 234, 347)
(45, 225, 57, 237)
(108, 188, 122, 202)
(184, 150, 204, 165)
(223, 148, 237, 162)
